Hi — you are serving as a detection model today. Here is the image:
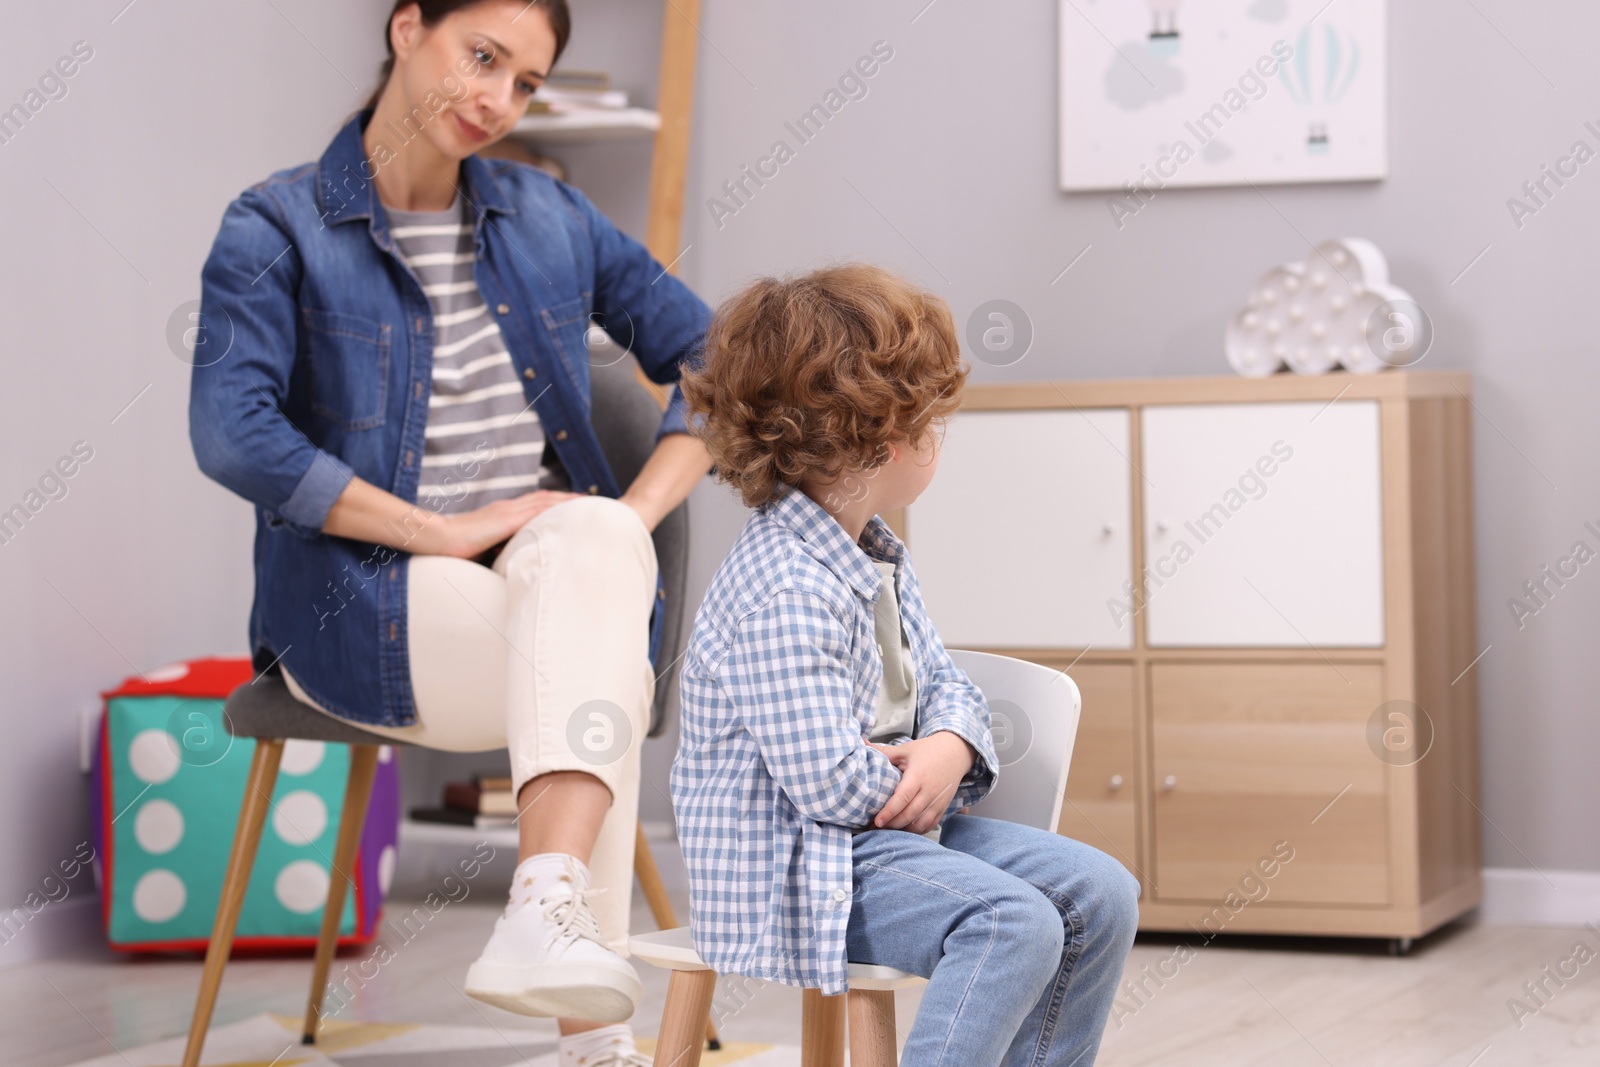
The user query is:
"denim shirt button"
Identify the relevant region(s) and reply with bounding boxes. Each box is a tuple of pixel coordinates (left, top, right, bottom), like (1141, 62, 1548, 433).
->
(523, 367, 536, 380)
(588, 484, 599, 494)
(496, 303, 510, 314)
(555, 429, 568, 441)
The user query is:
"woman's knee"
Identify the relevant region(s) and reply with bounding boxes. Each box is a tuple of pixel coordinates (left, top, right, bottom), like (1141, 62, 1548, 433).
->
(502, 496, 657, 579)
(560, 494, 651, 539)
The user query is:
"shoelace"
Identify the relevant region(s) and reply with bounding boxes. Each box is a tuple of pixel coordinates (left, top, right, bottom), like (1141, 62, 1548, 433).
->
(537, 878, 609, 950)
(587, 1048, 652, 1067)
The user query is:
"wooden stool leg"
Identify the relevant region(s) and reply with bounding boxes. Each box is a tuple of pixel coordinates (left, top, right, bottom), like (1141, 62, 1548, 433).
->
(635, 824, 721, 1050)
(654, 969, 716, 1067)
(302, 744, 380, 1044)
(182, 738, 285, 1067)
(634, 823, 676, 928)
(801, 988, 846, 1067)
(848, 989, 899, 1067)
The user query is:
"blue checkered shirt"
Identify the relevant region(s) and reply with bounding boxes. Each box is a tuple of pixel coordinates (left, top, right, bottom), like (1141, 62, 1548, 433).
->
(670, 486, 999, 995)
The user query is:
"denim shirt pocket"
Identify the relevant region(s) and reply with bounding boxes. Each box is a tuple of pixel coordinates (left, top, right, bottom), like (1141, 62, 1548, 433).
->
(539, 294, 592, 369)
(301, 306, 391, 431)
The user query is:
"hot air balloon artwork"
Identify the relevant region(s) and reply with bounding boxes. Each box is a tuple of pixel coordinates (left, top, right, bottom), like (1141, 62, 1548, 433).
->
(1058, 0, 1386, 190)
(1147, 0, 1183, 57)
(1279, 20, 1363, 154)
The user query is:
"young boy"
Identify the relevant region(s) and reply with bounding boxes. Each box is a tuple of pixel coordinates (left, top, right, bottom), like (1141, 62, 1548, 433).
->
(671, 264, 1140, 1066)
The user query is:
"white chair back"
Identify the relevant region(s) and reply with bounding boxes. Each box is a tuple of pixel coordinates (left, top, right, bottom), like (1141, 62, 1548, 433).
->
(945, 650, 1082, 833)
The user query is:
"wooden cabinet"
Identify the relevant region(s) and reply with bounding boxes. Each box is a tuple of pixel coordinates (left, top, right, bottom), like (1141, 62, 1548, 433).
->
(1140, 400, 1386, 647)
(903, 373, 1481, 943)
(907, 409, 1134, 649)
(1149, 661, 1389, 906)
(1053, 663, 1140, 878)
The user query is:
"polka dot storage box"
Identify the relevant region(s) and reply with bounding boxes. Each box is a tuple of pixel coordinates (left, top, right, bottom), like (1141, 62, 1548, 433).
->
(91, 657, 400, 952)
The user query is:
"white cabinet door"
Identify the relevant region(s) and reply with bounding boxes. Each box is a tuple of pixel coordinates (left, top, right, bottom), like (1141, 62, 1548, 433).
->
(1140, 401, 1385, 647)
(906, 408, 1134, 649)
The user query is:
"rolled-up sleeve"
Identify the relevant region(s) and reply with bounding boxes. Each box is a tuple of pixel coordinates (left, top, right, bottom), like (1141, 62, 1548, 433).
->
(656, 381, 693, 439)
(565, 183, 712, 444)
(719, 590, 900, 829)
(277, 449, 355, 531)
(189, 189, 354, 537)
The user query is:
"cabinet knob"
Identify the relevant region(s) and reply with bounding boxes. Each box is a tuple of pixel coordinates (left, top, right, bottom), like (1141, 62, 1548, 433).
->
(1155, 519, 1171, 534)
(1161, 774, 1178, 791)
(1101, 522, 1116, 537)
(1108, 774, 1124, 791)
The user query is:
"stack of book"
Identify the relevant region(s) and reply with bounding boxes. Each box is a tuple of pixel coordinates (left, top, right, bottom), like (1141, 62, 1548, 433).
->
(410, 775, 518, 829)
(526, 69, 628, 114)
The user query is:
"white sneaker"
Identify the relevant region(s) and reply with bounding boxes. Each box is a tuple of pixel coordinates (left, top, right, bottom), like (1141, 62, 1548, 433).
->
(584, 1045, 652, 1067)
(464, 859, 642, 1021)
(558, 1022, 654, 1067)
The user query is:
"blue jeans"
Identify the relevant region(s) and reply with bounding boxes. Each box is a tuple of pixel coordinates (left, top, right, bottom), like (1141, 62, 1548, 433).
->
(846, 814, 1140, 1066)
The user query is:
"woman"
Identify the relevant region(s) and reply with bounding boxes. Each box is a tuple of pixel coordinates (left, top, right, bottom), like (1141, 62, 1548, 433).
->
(189, 2, 711, 1063)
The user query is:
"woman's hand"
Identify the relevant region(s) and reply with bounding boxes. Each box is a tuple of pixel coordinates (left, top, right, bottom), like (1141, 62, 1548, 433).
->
(322, 476, 584, 558)
(429, 490, 584, 558)
(867, 731, 977, 834)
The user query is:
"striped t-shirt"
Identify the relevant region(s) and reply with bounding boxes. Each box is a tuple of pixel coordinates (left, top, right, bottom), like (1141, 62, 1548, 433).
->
(385, 191, 569, 512)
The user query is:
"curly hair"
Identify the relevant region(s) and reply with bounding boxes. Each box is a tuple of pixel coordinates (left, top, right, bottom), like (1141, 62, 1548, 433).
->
(680, 263, 967, 510)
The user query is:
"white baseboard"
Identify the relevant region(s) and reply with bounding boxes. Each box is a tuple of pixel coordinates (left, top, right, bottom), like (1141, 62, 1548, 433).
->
(0, 896, 101, 969)
(1481, 867, 1600, 927)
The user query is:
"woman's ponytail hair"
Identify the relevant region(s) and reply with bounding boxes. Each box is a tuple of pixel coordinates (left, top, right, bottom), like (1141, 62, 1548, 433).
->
(363, 0, 572, 112)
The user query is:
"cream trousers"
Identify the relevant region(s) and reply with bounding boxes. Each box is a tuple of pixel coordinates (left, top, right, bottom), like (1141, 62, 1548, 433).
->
(283, 496, 659, 953)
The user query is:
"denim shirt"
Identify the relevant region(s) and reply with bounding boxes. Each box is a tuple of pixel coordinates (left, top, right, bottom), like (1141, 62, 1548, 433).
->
(670, 487, 1000, 995)
(189, 108, 712, 727)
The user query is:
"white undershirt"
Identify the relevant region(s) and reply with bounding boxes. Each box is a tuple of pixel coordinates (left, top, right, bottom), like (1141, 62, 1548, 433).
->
(859, 558, 942, 842)
(867, 559, 917, 743)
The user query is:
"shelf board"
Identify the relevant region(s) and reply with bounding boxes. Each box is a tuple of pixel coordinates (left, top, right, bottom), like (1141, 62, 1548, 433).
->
(960, 370, 1472, 410)
(511, 107, 661, 143)
(399, 816, 519, 849)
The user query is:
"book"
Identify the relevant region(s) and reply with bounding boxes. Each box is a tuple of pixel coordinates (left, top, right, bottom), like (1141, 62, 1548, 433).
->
(443, 779, 518, 816)
(409, 806, 515, 830)
(479, 792, 517, 816)
(527, 86, 629, 113)
(545, 69, 612, 91)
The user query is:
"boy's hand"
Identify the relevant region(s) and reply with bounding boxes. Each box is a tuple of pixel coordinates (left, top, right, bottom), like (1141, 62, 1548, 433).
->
(867, 731, 976, 834)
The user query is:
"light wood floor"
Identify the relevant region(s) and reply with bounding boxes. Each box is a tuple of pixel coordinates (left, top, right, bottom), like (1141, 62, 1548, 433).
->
(7, 889, 1599, 1066)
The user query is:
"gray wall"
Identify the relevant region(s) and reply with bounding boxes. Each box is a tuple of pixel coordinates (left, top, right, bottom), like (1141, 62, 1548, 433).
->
(663, 0, 1600, 878)
(0, 1, 389, 932)
(0, 0, 1591, 946)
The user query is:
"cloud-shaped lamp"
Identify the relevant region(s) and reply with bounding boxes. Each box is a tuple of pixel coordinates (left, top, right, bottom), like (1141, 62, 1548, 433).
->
(1225, 238, 1427, 377)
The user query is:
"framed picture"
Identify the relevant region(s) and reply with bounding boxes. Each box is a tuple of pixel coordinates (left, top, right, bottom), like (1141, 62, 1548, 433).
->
(1058, 0, 1388, 192)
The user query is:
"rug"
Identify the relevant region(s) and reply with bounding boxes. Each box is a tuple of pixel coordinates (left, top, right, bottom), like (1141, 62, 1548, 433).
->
(65, 1012, 798, 1066)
